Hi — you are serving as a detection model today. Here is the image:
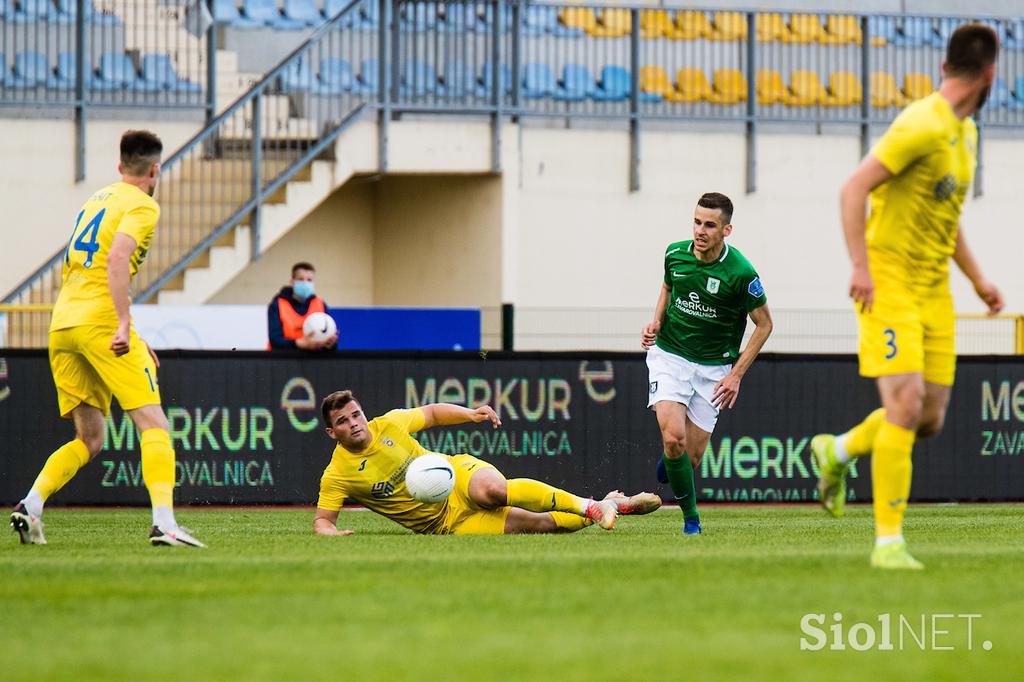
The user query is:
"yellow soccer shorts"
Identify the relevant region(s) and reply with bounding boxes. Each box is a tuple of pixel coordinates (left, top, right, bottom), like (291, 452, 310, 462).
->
(436, 454, 511, 535)
(857, 268, 955, 386)
(49, 325, 162, 417)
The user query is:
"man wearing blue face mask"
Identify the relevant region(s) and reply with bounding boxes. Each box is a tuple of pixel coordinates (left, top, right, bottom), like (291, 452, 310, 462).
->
(268, 262, 337, 351)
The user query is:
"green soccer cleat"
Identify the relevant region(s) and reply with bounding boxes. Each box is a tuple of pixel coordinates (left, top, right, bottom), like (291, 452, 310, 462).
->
(870, 542, 924, 570)
(812, 434, 848, 518)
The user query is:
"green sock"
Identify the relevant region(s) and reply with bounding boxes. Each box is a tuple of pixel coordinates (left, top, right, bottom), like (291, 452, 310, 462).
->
(663, 454, 700, 522)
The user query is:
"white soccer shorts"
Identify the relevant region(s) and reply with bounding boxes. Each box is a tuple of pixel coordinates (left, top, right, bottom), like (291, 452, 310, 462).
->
(646, 345, 731, 433)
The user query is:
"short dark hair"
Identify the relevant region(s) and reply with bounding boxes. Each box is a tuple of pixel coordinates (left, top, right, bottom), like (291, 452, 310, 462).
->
(697, 192, 733, 225)
(322, 390, 357, 426)
(292, 262, 316, 278)
(120, 130, 162, 176)
(946, 23, 999, 78)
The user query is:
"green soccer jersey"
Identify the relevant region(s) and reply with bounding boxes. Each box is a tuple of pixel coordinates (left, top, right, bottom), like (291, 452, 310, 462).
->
(655, 240, 767, 365)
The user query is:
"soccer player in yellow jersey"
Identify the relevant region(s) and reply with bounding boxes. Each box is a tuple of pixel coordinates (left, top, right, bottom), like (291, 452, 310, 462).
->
(313, 391, 662, 536)
(811, 24, 1004, 569)
(10, 130, 204, 548)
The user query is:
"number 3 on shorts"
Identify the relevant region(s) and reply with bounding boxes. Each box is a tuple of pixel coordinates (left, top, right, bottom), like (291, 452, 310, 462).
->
(883, 328, 898, 360)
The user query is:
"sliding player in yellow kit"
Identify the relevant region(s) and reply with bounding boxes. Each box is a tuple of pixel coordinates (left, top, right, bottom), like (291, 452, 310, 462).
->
(10, 130, 203, 548)
(313, 391, 662, 536)
(812, 25, 1004, 569)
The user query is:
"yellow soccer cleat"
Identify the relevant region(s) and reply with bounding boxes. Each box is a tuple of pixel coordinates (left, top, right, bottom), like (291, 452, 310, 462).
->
(812, 434, 848, 518)
(870, 542, 924, 570)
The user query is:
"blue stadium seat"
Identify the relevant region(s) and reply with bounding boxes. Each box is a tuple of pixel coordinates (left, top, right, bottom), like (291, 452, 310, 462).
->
(284, 0, 324, 27)
(592, 65, 628, 102)
(357, 58, 384, 93)
(317, 57, 355, 94)
(47, 51, 92, 89)
(556, 64, 595, 102)
(141, 54, 202, 92)
(11, 0, 52, 23)
(0, 53, 8, 88)
(933, 17, 963, 48)
(989, 78, 1023, 110)
(279, 57, 316, 92)
(1015, 76, 1024, 107)
(866, 16, 898, 44)
(442, 62, 483, 97)
(1005, 20, 1024, 50)
(893, 17, 935, 47)
(357, 0, 380, 31)
(6, 51, 49, 88)
(243, 0, 306, 29)
(523, 6, 581, 37)
(400, 60, 439, 96)
(323, 0, 356, 27)
(55, 0, 119, 25)
(446, 4, 485, 33)
(402, 2, 441, 31)
(480, 3, 512, 31)
(479, 61, 512, 96)
(523, 63, 564, 99)
(94, 52, 151, 91)
(213, 0, 262, 27)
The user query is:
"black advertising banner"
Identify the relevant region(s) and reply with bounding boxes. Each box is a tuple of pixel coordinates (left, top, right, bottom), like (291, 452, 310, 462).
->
(0, 351, 1022, 505)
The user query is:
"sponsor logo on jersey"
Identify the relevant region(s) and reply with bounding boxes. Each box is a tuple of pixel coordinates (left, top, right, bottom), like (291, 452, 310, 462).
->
(748, 277, 764, 298)
(675, 294, 719, 319)
(371, 480, 395, 498)
(383, 437, 394, 447)
(649, 381, 658, 394)
(672, 270, 687, 278)
(706, 277, 720, 294)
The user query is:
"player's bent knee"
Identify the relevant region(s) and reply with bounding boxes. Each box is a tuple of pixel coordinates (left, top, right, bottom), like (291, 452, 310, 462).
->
(917, 414, 945, 439)
(469, 471, 507, 509)
(79, 432, 104, 457)
(662, 434, 686, 458)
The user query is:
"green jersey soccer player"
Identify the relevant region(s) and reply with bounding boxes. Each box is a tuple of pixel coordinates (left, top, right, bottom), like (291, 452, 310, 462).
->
(641, 192, 774, 534)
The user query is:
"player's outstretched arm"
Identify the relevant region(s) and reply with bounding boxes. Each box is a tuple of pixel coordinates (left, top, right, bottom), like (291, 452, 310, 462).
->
(953, 226, 1004, 315)
(313, 508, 354, 536)
(421, 404, 502, 429)
(107, 232, 137, 356)
(712, 304, 773, 410)
(840, 156, 892, 313)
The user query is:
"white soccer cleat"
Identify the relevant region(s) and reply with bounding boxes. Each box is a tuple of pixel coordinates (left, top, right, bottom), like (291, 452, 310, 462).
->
(149, 525, 207, 548)
(585, 498, 618, 530)
(10, 503, 46, 545)
(604, 490, 662, 515)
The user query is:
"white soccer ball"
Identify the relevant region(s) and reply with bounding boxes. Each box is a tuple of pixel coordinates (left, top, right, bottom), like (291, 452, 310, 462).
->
(302, 312, 337, 342)
(405, 454, 455, 504)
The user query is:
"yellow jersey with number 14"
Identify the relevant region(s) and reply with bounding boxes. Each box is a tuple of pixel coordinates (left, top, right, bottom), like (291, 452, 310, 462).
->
(50, 181, 159, 332)
(867, 92, 977, 286)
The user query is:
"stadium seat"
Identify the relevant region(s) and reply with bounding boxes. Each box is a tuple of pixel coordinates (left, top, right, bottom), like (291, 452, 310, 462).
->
(11, 0, 51, 23)
(94, 52, 150, 91)
(47, 51, 92, 89)
(785, 70, 828, 106)
(441, 62, 482, 97)
(785, 14, 825, 44)
(357, 0, 380, 30)
(1015, 76, 1024, 107)
(6, 51, 49, 88)
(279, 56, 315, 92)
(822, 15, 862, 45)
(675, 11, 713, 40)
(479, 62, 512, 96)
(561, 6, 598, 35)
(213, 0, 263, 27)
(400, 60, 439, 97)
(592, 65, 628, 102)
(284, 0, 325, 27)
(402, 3, 441, 31)
(317, 57, 355, 94)
(903, 72, 934, 100)
(989, 78, 1023, 110)
(866, 16, 897, 45)
(870, 72, 906, 108)
(640, 10, 683, 40)
(0, 53, 8, 88)
(243, 0, 306, 29)
(675, 67, 712, 103)
(756, 14, 794, 42)
(588, 8, 630, 38)
(357, 58, 382, 92)
(323, 0, 356, 25)
(524, 6, 580, 37)
(480, 3, 513, 32)
(639, 65, 683, 103)
(1004, 20, 1024, 50)
(55, 0, 119, 25)
(893, 17, 935, 47)
(933, 17, 964, 49)
(824, 71, 861, 106)
(710, 12, 747, 41)
(522, 62, 563, 99)
(707, 68, 747, 105)
(141, 54, 202, 92)
(756, 69, 789, 105)
(555, 64, 595, 101)
(446, 4, 486, 33)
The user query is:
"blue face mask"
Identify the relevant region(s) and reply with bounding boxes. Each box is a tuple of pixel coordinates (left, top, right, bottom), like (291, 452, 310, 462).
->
(293, 280, 315, 301)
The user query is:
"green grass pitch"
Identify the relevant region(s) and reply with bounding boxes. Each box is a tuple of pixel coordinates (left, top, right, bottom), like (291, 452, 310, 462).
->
(2, 504, 1022, 680)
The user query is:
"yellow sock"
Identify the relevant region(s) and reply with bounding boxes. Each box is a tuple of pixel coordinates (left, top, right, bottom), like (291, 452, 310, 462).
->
(31, 439, 91, 501)
(548, 512, 593, 532)
(506, 479, 587, 516)
(141, 428, 176, 510)
(843, 407, 886, 459)
(872, 421, 915, 538)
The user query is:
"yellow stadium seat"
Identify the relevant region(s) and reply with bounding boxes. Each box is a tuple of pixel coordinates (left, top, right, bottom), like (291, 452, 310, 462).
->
(785, 70, 828, 106)
(640, 10, 685, 39)
(674, 10, 713, 40)
(871, 72, 906, 108)
(710, 11, 747, 41)
(786, 14, 825, 43)
(640, 65, 684, 102)
(903, 72, 934, 100)
(561, 7, 598, 34)
(675, 67, 712, 103)
(822, 15, 860, 44)
(825, 71, 862, 106)
(588, 8, 630, 38)
(756, 13, 794, 42)
(756, 69, 790, 104)
(707, 68, 747, 104)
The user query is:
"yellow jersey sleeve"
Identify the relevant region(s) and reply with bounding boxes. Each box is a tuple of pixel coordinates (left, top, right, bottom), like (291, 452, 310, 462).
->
(316, 468, 348, 512)
(380, 408, 427, 434)
(117, 200, 159, 247)
(871, 106, 942, 176)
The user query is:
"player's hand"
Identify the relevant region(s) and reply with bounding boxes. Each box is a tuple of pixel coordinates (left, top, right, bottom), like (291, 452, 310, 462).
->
(974, 279, 1005, 315)
(470, 405, 502, 428)
(144, 341, 160, 368)
(849, 265, 874, 313)
(641, 321, 660, 349)
(712, 373, 741, 410)
(320, 331, 339, 349)
(109, 324, 130, 357)
(295, 336, 316, 350)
